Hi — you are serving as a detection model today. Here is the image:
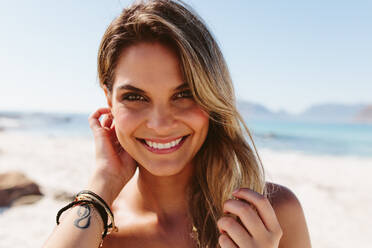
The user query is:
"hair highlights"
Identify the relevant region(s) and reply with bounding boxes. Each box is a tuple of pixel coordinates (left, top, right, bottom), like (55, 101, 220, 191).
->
(97, 1, 266, 247)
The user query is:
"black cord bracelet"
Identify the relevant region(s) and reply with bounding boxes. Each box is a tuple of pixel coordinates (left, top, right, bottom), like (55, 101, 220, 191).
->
(56, 199, 109, 238)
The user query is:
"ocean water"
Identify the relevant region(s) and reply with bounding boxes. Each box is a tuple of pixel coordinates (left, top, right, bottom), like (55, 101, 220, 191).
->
(246, 119, 372, 157)
(1, 112, 371, 157)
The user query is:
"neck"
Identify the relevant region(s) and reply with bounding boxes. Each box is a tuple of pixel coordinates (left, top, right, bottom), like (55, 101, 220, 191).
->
(130, 164, 194, 225)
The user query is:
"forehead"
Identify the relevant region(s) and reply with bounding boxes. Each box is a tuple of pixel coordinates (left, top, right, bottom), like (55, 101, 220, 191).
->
(113, 42, 185, 91)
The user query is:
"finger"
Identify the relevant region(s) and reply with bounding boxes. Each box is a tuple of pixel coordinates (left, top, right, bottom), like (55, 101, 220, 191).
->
(218, 233, 238, 248)
(89, 109, 113, 154)
(217, 217, 252, 246)
(233, 188, 281, 233)
(223, 199, 267, 238)
(102, 113, 113, 129)
(88, 108, 111, 132)
(110, 118, 115, 129)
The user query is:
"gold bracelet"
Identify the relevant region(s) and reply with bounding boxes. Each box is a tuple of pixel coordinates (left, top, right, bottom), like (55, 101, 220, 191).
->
(86, 203, 105, 235)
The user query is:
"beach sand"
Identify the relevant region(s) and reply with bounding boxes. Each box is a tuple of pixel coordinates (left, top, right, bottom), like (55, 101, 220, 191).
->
(0, 132, 371, 248)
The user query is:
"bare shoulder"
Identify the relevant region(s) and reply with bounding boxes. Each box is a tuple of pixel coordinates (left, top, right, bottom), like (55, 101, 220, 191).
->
(265, 182, 312, 248)
(265, 182, 300, 207)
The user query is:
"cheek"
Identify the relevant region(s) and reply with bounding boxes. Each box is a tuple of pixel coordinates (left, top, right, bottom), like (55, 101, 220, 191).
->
(176, 105, 209, 132)
(113, 108, 143, 137)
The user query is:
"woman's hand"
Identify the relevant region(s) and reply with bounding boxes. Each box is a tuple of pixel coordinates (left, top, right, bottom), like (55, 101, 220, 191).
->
(217, 188, 283, 248)
(87, 108, 137, 205)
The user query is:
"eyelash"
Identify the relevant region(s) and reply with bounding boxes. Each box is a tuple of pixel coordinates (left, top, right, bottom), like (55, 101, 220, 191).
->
(122, 94, 146, 101)
(122, 90, 193, 102)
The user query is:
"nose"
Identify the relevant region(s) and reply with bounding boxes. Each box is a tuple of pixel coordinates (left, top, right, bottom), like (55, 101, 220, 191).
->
(146, 105, 177, 135)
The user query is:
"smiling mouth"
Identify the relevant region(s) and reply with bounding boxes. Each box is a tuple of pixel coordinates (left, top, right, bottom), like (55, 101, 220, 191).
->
(136, 135, 190, 153)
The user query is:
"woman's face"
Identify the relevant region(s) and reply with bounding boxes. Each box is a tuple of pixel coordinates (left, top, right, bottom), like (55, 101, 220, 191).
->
(107, 42, 209, 176)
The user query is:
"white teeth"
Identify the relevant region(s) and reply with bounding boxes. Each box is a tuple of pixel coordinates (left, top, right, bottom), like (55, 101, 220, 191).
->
(144, 137, 183, 149)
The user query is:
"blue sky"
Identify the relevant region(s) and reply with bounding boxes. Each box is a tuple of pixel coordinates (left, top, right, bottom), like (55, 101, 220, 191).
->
(0, 0, 371, 114)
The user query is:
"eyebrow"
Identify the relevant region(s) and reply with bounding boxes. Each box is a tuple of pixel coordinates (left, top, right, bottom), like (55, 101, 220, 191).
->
(117, 82, 189, 93)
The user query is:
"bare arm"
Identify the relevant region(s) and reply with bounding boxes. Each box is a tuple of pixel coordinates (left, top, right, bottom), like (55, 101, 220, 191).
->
(43, 174, 116, 248)
(43, 203, 103, 248)
(43, 108, 137, 248)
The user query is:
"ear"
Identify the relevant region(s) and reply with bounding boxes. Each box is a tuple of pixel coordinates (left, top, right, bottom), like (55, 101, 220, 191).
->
(103, 85, 113, 109)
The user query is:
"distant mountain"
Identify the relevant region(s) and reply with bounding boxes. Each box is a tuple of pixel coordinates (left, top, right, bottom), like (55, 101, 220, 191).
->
(295, 103, 367, 123)
(236, 100, 291, 121)
(353, 105, 372, 123)
(236, 100, 370, 124)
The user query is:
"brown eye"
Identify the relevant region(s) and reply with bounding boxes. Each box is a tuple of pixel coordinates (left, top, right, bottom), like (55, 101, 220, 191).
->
(175, 90, 193, 99)
(122, 93, 147, 101)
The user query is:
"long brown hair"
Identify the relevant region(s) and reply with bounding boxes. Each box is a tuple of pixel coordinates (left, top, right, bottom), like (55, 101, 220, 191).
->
(97, 1, 266, 247)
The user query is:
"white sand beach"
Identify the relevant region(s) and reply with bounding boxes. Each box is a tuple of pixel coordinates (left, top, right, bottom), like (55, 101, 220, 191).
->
(0, 132, 371, 248)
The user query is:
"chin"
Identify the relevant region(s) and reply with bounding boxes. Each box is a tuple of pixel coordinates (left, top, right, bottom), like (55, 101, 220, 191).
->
(136, 158, 192, 177)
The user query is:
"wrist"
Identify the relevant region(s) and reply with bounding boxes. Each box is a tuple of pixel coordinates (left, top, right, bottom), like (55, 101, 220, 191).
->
(87, 172, 118, 206)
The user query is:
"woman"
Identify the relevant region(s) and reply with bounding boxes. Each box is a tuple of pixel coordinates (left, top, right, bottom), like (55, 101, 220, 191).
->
(44, 0, 311, 247)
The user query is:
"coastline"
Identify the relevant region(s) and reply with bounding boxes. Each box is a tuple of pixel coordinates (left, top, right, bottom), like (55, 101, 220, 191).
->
(0, 132, 371, 247)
